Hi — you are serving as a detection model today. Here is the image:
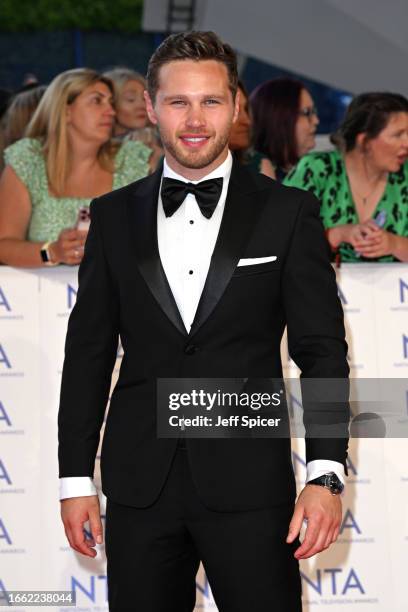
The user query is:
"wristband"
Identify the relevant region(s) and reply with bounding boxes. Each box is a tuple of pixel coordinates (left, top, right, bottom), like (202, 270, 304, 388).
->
(40, 242, 58, 266)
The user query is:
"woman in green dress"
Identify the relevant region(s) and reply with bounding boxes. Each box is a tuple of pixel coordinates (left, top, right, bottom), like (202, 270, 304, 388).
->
(0, 68, 153, 267)
(284, 92, 408, 262)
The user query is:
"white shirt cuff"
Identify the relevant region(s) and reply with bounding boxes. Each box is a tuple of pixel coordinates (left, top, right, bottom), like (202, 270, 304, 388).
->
(306, 460, 345, 486)
(59, 477, 97, 500)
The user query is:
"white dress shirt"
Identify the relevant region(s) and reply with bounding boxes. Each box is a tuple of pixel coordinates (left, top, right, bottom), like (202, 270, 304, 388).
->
(59, 151, 345, 500)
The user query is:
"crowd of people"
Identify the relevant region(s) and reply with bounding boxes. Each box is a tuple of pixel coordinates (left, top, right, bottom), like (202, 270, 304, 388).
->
(0, 61, 407, 266)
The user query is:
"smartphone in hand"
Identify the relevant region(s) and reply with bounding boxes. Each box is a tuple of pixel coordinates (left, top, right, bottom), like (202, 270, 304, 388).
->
(76, 206, 91, 232)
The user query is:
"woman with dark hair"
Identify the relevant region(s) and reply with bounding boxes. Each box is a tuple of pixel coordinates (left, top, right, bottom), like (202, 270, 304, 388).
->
(284, 92, 408, 262)
(250, 77, 319, 181)
(229, 80, 275, 177)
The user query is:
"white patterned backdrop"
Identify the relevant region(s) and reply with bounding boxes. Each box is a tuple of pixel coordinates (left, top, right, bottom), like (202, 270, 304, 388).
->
(0, 264, 407, 611)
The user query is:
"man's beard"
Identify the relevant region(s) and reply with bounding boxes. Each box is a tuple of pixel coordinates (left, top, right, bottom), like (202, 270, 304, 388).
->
(159, 127, 231, 169)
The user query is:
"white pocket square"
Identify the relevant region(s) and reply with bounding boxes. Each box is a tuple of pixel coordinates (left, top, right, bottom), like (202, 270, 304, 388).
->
(237, 256, 277, 267)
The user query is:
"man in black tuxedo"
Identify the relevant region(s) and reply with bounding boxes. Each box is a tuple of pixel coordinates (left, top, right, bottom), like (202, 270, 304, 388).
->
(59, 31, 349, 612)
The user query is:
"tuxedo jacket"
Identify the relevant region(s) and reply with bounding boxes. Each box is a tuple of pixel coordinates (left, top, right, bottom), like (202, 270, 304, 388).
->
(58, 160, 349, 511)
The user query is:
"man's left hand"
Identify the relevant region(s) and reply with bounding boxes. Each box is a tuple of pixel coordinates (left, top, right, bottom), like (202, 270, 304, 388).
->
(286, 485, 342, 559)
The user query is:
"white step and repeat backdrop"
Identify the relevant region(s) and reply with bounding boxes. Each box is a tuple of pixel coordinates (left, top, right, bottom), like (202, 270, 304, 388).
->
(0, 264, 407, 611)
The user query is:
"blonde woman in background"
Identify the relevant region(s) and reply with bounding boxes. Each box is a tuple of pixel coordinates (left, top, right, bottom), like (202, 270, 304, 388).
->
(0, 68, 152, 267)
(104, 66, 163, 165)
(103, 67, 149, 136)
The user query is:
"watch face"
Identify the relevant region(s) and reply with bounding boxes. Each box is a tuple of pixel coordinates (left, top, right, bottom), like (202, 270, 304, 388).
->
(327, 473, 344, 494)
(40, 248, 49, 263)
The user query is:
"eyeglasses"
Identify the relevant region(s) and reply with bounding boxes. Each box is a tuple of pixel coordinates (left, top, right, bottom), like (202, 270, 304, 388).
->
(299, 106, 318, 119)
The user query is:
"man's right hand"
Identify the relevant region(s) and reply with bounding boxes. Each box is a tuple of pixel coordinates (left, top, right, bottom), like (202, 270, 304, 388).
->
(60, 495, 103, 557)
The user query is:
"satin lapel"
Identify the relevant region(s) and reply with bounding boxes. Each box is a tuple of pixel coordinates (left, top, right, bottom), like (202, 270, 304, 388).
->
(127, 166, 188, 336)
(189, 161, 267, 338)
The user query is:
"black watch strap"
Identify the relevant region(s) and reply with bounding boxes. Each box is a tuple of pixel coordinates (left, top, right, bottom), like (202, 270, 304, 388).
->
(40, 246, 50, 263)
(40, 242, 57, 266)
(308, 472, 344, 495)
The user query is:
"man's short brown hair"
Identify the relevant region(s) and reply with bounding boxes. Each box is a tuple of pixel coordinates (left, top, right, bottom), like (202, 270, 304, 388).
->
(146, 31, 238, 103)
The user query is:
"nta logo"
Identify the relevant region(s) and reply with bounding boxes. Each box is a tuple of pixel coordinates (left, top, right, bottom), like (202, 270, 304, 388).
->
(400, 278, 408, 303)
(0, 580, 9, 606)
(0, 519, 12, 546)
(0, 402, 12, 427)
(340, 509, 361, 535)
(0, 460, 12, 486)
(196, 574, 212, 600)
(337, 285, 347, 306)
(71, 575, 107, 602)
(0, 345, 11, 369)
(403, 335, 408, 360)
(301, 567, 364, 595)
(0, 287, 11, 312)
(67, 284, 77, 311)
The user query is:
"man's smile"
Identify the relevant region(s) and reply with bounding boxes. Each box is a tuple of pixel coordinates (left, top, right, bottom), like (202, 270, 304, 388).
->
(179, 135, 211, 149)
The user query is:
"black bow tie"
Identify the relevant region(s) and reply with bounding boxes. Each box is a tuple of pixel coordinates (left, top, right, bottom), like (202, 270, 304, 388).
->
(161, 176, 223, 219)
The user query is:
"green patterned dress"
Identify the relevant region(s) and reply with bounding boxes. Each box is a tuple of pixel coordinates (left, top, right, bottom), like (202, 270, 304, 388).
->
(4, 137, 151, 242)
(284, 150, 408, 262)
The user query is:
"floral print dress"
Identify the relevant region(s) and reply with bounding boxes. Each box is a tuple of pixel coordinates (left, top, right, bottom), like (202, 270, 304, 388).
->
(4, 137, 151, 243)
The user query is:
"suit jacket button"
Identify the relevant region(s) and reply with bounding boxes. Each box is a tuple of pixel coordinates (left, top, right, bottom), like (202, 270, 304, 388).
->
(184, 344, 198, 355)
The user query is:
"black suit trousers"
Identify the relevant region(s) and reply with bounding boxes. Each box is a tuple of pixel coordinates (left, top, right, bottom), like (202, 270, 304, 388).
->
(105, 445, 302, 612)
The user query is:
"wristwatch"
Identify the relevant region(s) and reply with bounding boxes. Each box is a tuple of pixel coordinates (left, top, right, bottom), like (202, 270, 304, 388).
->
(40, 241, 57, 266)
(307, 472, 344, 495)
